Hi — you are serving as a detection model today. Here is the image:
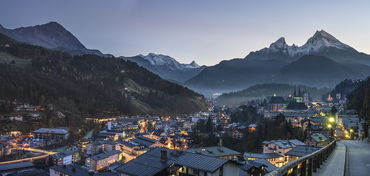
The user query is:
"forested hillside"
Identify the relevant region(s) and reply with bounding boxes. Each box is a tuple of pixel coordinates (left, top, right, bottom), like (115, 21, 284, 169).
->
(347, 77, 370, 121)
(0, 33, 207, 116)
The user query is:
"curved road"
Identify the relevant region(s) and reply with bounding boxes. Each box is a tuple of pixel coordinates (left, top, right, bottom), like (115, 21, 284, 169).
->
(314, 140, 370, 176)
(343, 140, 370, 176)
(0, 147, 56, 165)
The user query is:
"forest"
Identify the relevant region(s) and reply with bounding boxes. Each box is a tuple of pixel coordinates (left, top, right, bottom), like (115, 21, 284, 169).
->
(0, 33, 207, 116)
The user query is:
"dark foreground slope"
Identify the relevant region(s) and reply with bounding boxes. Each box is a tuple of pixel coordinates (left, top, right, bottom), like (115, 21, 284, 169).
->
(347, 77, 370, 120)
(0, 34, 207, 116)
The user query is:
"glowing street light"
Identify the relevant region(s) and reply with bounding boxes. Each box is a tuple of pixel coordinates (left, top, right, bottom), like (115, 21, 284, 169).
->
(327, 124, 332, 128)
(349, 129, 354, 133)
(328, 117, 335, 123)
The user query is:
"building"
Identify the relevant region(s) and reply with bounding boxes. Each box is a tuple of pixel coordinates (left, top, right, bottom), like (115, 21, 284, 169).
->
(86, 140, 120, 156)
(268, 96, 286, 111)
(239, 160, 268, 176)
(187, 146, 241, 160)
(0, 162, 34, 176)
(131, 136, 158, 148)
(305, 133, 329, 146)
(262, 139, 305, 155)
(50, 164, 90, 176)
(244, 152, 285, 168)
(33, 128, 69, 141)
(285, 145, 321, 162)
(50, 149, 80, 166)
(116, 140, 143, 156)
(86, 150, 122, 171)
(115, 147, 240, 176)
(50, 164, 118, 176)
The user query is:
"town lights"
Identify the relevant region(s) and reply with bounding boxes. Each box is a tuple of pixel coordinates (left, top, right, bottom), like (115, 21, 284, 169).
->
(327, 124, 332, 128)
(328, 117, 335, 123)
(349, 129, 354, 133)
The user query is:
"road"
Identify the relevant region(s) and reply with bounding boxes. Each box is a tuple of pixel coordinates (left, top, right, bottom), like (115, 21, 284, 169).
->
(0, 147, 56, 165)
(314, 140, 370, 176)
(342, 140, 370, 176)
(313, 141, 346, 176)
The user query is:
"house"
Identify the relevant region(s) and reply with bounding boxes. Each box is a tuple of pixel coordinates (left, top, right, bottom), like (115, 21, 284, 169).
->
(244, 152, 285, 167)
(50, 164, 119, 176)
(12, 168, 48, 176)
(285, 145, 321, 162)
(86, 140, 119, 155)
(9, 115, 23, 121)
(248, 124, 257, 132)
(0, 162, 34, 176)
(253, 159, 277, 173)
(268, 96, 286, 111)
(116, 140, 143, 156)
(239, 160, 269, 176)
(50, 149, 80, 166)
(115, 147, 240, 176)
(262, 139, 305, 155)
(305, 133, 329, 146)
(50, 164, 89, 176)
(187, 146, 241, 160)
(33, 128, 69, 140)
(86, 150, 122, 171)
(131, 136, 163, 148)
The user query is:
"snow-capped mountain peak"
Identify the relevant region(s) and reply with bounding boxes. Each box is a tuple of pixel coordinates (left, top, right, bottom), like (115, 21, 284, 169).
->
(300, 30, 351, 52)
(269, 37, 288, 49)
(141, 53, 200, 70)
(143, 53, 178, 66)
(254, 30, 353, 58)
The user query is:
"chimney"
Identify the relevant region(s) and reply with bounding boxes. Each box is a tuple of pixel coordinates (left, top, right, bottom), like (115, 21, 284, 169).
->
(160, 149, 167, 161)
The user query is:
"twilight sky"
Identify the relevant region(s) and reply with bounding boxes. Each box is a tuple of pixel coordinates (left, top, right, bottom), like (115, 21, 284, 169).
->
(1, 0, 370, 65)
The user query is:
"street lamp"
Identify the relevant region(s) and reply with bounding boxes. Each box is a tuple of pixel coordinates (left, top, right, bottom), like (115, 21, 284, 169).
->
(328, 117, 335, 123)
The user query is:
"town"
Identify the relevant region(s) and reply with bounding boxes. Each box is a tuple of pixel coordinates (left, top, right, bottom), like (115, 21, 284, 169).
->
(0, 87, 365, 176)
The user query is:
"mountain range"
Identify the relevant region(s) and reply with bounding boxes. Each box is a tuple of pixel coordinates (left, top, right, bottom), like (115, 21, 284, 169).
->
(0, 22, 204, 83)
(0, 32, 207, 115)
(122, 53, 206, 83)
(186, 30, 370, 95)
(2, 22, 370, 98)
(0, 22, 112, 57)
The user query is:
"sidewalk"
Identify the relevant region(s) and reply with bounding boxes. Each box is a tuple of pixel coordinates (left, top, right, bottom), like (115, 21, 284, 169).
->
(313, 141, 346, 176)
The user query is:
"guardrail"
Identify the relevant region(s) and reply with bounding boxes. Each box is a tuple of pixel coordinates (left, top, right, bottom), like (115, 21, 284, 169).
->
(265, 140, 337, 176)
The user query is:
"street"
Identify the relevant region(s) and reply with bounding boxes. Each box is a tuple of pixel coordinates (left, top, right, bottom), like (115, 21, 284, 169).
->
(313, 141, 346, 176)
(343, 140, 370, 176)
(0, 147, 55, 165)
(314, 140, 370, 176)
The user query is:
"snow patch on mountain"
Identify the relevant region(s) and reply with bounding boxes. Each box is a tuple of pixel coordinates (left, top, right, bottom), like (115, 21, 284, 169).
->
(256, 30, 353, 57)
(141, 53, 201, 70)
